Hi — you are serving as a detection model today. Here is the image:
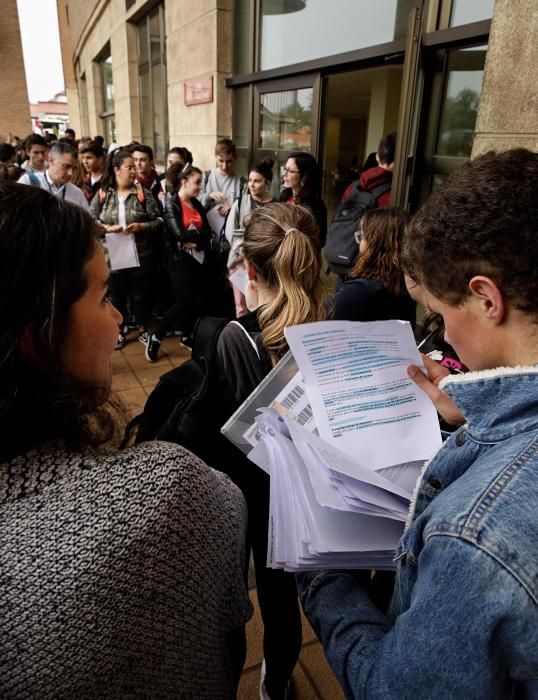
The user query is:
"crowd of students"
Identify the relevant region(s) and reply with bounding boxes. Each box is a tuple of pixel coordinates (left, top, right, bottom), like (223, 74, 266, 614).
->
(2, 132, 331, 361)
(0, 128, 537, 699)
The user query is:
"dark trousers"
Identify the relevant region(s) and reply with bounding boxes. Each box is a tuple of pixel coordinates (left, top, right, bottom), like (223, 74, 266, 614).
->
(154, 253, 205, 340)
(244, 478, 302, 698)
(109, 257, 153, 330)
(219, 440, 301, 698)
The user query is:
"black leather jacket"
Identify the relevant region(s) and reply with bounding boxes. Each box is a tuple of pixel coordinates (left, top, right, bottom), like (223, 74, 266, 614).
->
(164, 192, 212, 259)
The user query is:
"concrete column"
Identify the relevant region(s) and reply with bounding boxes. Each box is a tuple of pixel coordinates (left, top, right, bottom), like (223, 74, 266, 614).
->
(57, 0, 82, 134)
(110, 22, 140, 145)
(166, 1, 233, 170)
(472, 0, 538, 156)
(86, 61, 101, 138)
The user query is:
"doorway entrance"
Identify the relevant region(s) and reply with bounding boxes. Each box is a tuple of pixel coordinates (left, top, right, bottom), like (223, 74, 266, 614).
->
(249, 65, 404, 215)
(321, 66, 403, 220)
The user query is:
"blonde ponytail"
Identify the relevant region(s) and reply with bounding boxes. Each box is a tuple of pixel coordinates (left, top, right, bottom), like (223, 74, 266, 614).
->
(242, 203, 326, 365)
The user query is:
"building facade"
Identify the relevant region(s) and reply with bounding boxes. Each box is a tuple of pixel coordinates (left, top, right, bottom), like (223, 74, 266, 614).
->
(0, 0, 31, 141)
(58, 0, 538, 211)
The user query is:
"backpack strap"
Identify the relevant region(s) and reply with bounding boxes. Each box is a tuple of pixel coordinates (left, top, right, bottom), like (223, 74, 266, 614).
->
(98, 188, 107, 213)
(369, 181, 392, 203)
(229, 319, 260, 359)
(135, 181, 147, 211)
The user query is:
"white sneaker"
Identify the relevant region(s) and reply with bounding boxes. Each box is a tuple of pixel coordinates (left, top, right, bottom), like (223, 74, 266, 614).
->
(259, 660, 291, 700)
(260, 660, 271, 700)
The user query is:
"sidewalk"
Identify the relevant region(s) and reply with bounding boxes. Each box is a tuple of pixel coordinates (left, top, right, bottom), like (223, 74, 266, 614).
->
(112, 334, 344, 699)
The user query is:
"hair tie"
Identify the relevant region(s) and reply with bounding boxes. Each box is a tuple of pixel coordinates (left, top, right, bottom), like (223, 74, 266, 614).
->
(285, 228, 300, 236)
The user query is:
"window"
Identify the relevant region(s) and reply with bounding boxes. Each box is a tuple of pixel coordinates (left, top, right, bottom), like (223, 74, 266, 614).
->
(413, 45, 487, 207)
(449, 0, 494, 27)
(99, 53, 116, 145)
(259, 0, 415, 71)
(435, 49, 486, 159)
(259, 87, 313, 151)
(137, 4, 168, 161)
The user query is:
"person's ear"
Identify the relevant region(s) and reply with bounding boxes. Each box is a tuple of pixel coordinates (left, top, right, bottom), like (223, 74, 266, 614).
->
(468, 276, 505, 324)
(244, 259, 258, 282)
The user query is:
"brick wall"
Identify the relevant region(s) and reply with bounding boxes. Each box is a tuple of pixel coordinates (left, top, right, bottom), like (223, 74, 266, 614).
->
(0, 0, 31, 140)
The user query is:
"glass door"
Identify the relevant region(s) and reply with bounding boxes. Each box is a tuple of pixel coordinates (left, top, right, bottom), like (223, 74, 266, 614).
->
(410, 43, 487, 209)
(253, 74, 322, 198)
(320, 64, 404, 221)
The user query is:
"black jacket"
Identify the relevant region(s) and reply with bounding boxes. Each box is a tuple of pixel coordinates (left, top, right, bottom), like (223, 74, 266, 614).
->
(334, 277, 416, 327)
(280, 188, 328, 247)
(164, 192, 212, 260)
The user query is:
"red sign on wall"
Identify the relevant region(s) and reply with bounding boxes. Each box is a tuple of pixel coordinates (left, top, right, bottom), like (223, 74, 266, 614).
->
(184, 75, 214, 106)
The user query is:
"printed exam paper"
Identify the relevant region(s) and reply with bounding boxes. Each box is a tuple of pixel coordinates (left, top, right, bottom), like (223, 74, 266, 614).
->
(284, 320, 442, 469)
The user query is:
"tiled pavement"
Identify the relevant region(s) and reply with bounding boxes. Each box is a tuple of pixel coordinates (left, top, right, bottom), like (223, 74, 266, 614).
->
(113, 333, 344, 700)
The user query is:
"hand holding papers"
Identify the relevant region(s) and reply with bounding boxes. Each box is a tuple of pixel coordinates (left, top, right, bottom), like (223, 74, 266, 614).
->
(184, 223, 205, 264)
(206, 207, 226, 237)
(222, 320, 443, 571)
(257, 411, 405, 571)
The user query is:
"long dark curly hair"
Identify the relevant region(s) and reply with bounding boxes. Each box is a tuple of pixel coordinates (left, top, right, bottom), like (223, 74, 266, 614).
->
(0, 182, 124, 460)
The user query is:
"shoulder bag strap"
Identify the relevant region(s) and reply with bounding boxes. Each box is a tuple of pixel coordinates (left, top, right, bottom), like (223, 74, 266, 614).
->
(229, 320, 260, 359)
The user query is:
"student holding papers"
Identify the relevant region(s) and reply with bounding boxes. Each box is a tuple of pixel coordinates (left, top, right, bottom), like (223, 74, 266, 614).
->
(90, 149, 162, 350)
(144, 164, 212, 361)
(296, 150, 538, 699)
(215, 203, 326, 700)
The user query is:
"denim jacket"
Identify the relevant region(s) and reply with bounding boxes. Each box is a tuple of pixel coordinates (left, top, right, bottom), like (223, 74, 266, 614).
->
(297, 367, 538, 699)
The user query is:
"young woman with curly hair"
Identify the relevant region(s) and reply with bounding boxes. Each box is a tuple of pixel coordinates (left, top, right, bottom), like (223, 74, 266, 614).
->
(334, 206, 416, 326)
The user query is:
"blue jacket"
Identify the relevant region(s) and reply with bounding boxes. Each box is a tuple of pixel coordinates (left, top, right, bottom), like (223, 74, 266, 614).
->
(297, 367, 538, 699)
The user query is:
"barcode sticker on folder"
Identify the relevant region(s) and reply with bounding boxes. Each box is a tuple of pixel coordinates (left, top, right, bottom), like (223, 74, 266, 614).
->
(242, 371, 318, 447)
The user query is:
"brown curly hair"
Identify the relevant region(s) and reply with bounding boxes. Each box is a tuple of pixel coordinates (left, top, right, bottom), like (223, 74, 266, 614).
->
(349, 207, 410, 296)
(401, 149, 538, 316)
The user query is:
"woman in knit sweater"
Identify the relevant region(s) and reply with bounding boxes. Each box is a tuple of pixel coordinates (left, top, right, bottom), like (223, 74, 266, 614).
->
(0, 182, 251, 698)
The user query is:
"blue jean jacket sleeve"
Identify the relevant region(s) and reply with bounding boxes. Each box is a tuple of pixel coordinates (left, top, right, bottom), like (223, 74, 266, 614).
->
(297, 535, 538, 700)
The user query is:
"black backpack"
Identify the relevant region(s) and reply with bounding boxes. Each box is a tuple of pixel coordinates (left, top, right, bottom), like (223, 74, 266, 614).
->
(324, 181, 391, 275)
(122, 316, 229, 463)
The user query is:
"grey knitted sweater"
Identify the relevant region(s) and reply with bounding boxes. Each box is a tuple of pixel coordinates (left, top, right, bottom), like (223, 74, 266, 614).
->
(0, 440, 252, 698)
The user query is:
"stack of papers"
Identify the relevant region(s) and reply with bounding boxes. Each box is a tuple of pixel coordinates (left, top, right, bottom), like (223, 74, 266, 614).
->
(105, 232, 140, 271)
(222, 320, 442, 571)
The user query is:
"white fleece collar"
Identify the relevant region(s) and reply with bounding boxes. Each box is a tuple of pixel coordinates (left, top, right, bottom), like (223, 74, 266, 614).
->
(406, 364, 538, 530)
(439, 364, 538, 391)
